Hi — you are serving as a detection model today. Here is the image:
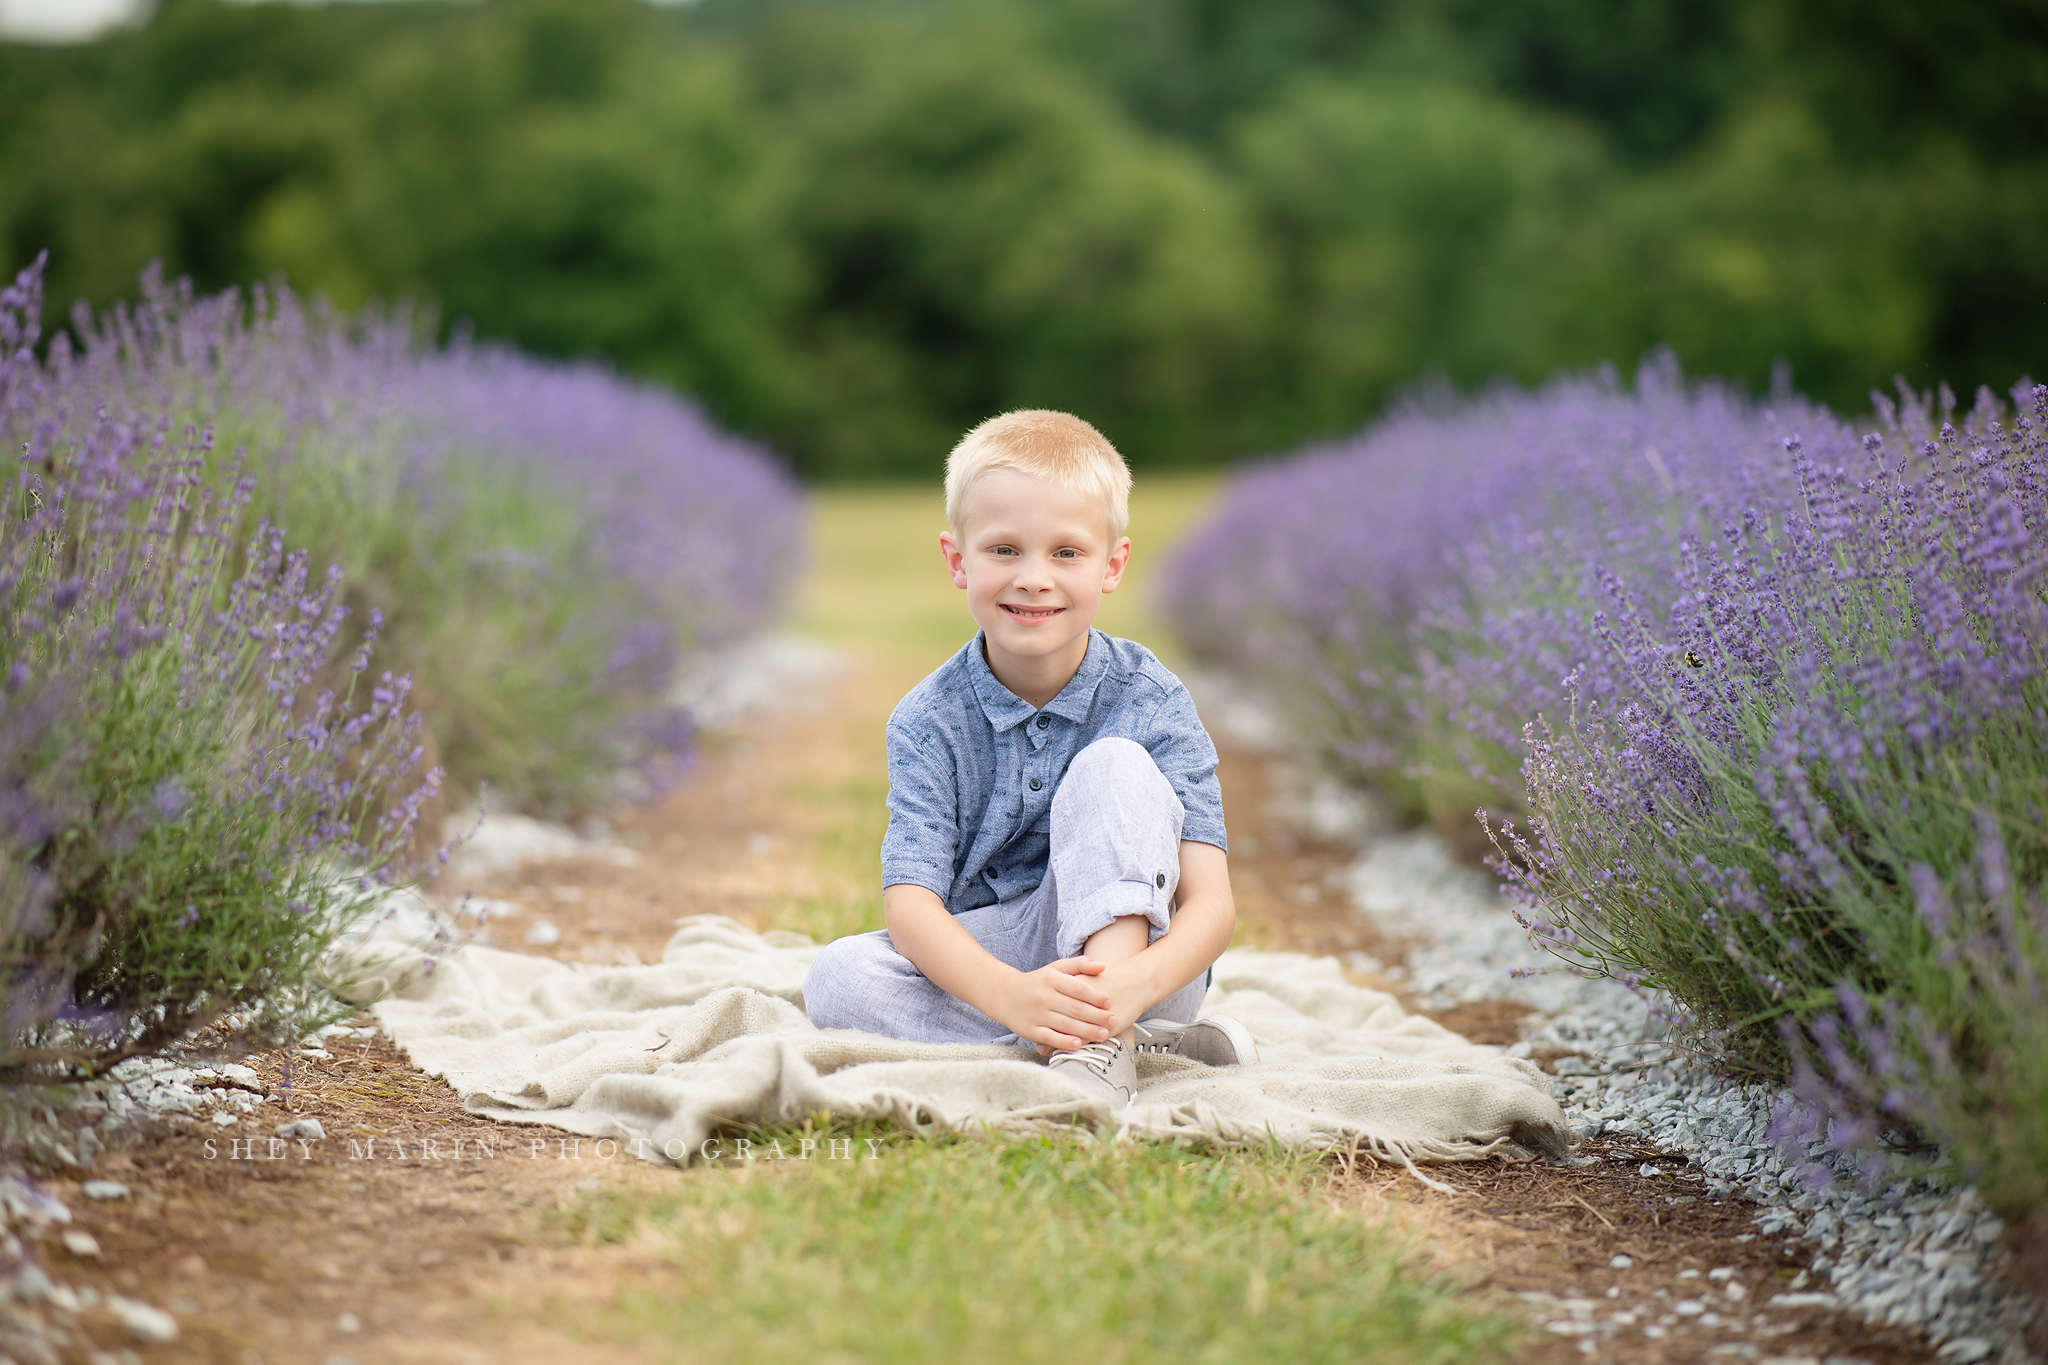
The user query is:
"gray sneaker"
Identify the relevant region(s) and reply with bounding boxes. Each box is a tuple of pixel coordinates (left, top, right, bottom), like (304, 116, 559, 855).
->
(1046, 1036, 1139, 1109)
(1133, 1016, 1258, 1068)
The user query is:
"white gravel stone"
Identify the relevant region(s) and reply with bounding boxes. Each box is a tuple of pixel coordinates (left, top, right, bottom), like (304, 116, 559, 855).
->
(79, 1182, 128, 1201)
(109, 1295, 178, 1343)
(12, 1262, 54, 1302)
(438, 811, 641, 886)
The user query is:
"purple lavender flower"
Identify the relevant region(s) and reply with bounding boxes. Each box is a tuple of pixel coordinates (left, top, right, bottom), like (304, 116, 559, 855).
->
(1170, 357, 2048, 1210)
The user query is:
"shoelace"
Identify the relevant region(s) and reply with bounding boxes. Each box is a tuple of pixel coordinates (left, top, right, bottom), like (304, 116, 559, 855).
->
(1055, 1038, 1124, 1077)
(1132, 1024, 1182, 1055)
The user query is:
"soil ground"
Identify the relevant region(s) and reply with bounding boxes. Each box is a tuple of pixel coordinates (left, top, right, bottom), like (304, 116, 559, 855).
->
(11, 483, 1940, 1364)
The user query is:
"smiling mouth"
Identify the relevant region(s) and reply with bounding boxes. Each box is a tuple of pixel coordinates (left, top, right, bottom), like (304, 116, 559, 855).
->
(1000, 604, 1064, 620)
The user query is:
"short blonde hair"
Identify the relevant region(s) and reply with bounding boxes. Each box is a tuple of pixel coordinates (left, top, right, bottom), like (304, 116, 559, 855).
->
(944, 410, 1132, 539)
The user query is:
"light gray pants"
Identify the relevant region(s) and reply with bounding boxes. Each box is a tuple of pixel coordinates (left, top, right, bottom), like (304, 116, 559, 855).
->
(804, 737, 1211, 1044)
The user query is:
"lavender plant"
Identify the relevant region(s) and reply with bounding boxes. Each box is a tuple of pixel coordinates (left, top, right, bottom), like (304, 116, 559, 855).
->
(0, 260, 438, 1078)
(35, 261, 801, 812)
(392, 344, 802, 807)
(1168, 365, 2048, 1220)
(1162, 356, 1808, 840)
(0, 249, 799, 1077)
(1494, 390, 2048, 1219)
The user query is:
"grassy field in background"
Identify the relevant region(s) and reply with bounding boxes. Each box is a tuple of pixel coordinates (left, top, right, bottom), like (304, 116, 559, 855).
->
(793, 474, 1222, 673)
(542, 480, 1518, 1363)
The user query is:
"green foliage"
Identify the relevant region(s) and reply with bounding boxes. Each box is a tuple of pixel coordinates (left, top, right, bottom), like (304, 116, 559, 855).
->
(761, 8, 1269, 475)
(555, 1129, 1518, 1364)
(1, 0, 2040, 478)
(1230, 77, 1608, 442)
(335, 453, 656, 812)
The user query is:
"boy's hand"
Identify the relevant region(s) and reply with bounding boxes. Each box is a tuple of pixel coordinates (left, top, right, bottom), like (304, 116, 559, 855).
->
(1085, 954, 1164, 1040)
(991, 957, 1119, 1053)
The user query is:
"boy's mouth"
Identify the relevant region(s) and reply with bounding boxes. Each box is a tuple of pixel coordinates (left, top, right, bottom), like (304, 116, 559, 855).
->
(1000, 603, 1064, 621)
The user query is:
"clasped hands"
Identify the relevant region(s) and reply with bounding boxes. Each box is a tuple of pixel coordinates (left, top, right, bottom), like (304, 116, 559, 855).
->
(988, 954, 1159, 1055)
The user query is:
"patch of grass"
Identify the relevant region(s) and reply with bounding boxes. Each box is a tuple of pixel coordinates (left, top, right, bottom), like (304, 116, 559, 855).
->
(762, 889, 885, 947)
(551, 1129, 1518, 1364)
(756, 770, 891, 944)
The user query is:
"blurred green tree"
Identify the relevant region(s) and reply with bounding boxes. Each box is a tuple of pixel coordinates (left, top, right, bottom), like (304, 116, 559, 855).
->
(0, 0, 2039, 477)
(747, 6, 1268, 474)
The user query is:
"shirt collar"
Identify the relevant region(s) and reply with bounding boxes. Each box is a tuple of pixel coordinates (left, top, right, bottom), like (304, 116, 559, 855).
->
(964, 628, 1111, 732)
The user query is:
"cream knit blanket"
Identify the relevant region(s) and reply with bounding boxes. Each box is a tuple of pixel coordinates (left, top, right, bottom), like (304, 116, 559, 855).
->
(361, 915, 1572, 1167)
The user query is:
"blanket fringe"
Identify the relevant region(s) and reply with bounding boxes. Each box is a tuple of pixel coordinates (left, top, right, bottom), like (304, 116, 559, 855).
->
(1326, 1133, 1461, 1193)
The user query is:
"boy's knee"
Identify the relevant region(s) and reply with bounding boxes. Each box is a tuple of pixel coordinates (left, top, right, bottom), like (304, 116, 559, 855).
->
(1063, 736, 1171, 798)
(1070, 735, 1154, 776)
(1058, 736, 1178, 817)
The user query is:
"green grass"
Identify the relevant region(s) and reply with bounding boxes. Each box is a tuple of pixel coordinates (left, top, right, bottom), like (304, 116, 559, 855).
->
(759, 771, 893, 945)
(555, 1129, 1519, 1365)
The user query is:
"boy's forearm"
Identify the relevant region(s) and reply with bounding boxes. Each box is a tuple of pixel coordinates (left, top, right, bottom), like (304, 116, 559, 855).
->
(1108, 892, 1233, 1017)
(1096, 839, 1237, 1019)
(883, 883, 1017, 1019)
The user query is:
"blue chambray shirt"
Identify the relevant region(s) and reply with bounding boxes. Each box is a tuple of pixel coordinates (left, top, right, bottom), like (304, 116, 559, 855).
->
(881, 628, 1228, 914)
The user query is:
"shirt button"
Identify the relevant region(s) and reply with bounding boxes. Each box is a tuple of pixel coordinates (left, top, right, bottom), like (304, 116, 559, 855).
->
(1029, 778, 1042, 791)
(1036, 714, 1049, 728)
(1156, 873, 1166, 888)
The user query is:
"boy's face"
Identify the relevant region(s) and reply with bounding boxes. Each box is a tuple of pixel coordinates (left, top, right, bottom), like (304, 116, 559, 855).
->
(939, 468, 1131, 683)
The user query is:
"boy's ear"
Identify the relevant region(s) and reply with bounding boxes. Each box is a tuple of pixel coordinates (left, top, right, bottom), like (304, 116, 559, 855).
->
(939, 529, 969, 589)
(1101, 535, 1132, 594)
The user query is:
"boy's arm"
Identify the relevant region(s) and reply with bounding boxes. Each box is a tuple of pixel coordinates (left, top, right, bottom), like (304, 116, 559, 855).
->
(1090, 838, 1236, 1027)
(884, 884, 1121, 1050)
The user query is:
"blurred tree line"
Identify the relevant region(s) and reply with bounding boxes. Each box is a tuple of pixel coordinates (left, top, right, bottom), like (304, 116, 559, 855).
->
(1, 0, 2042, 477)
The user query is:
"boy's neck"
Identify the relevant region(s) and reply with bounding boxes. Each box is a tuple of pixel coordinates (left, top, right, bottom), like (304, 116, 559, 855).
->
(981, 629, 1092, 711)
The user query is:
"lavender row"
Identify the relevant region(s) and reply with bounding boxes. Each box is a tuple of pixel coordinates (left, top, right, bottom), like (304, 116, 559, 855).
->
(0, 255, 799, 1077)
(1164, 360, 2048, 1226)
(37, 259, 802, 809)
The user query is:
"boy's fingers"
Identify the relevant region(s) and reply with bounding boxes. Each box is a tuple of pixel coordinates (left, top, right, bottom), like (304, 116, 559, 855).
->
(1052, 956, 1105, 975)
(1034, 1026, 1088, 1051)
(1051, 1003, 1113, 1038)
(1051, 972, 1110, 1002)
(1048, 986, 1114, 1019)
(1048, 991, 1112, 1024)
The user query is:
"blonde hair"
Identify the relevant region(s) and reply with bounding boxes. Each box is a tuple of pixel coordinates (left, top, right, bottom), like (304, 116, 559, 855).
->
(944, 410, 1132, 539)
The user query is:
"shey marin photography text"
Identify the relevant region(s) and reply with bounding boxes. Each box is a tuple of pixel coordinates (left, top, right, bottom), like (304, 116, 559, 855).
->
(197, 1134, 892, 1163)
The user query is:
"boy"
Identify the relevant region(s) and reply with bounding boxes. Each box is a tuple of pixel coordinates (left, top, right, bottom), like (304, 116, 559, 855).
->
(803, 410, 1254, 1110)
